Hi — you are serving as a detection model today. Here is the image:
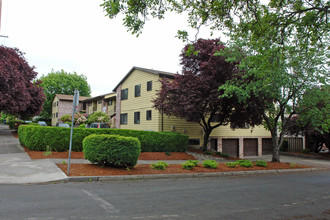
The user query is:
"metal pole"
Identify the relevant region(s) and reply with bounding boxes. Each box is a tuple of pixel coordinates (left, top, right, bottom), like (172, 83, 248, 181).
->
(67, 89, 79, 175)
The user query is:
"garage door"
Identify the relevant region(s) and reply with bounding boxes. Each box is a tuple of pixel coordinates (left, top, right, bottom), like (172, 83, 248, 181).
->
(262, 138, 273, 155)
(243, 138, 258, 156)
(222, 139, 239, 158)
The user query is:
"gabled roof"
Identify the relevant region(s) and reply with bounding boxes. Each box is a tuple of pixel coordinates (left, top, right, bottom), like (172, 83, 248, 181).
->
(113, 66, 177, 91)
(83, 92, 115, 102)
(55, 94, 89, 102)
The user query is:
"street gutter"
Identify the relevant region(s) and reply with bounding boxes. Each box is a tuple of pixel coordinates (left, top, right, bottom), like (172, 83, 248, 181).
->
(63, 167, 328, 183)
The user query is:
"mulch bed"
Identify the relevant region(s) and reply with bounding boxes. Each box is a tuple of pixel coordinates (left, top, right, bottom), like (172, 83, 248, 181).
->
(58, 162, 309, 177)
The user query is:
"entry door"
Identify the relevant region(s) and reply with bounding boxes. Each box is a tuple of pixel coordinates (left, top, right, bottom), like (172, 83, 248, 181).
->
(210, 139, 218, 151)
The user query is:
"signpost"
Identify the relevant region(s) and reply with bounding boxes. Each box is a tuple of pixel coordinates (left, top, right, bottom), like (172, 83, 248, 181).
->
(67, 89, 79, 175)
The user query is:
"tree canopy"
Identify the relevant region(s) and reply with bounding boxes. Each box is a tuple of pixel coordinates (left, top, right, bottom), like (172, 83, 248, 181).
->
(153, 39, 263, 151)
(39, 70, 91, 120)
(103, 0, 329, 161)
(0, 46, 45, 117)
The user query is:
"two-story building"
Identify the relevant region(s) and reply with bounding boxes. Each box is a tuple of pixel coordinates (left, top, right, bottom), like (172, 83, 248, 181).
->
(51, 94, 89, 126)
(83, 92, 116, 117)
(113, 66, 273, 158)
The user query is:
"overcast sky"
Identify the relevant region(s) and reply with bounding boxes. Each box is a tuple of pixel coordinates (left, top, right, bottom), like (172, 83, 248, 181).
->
(0, 0, 220, 96)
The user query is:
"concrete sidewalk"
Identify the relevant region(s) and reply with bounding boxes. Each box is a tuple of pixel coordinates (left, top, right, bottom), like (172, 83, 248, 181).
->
(0, 124, 67, 184)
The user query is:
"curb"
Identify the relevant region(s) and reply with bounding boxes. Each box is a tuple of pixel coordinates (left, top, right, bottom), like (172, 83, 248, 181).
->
(66, 167, 328, 183)
(280, 152, 326, 160)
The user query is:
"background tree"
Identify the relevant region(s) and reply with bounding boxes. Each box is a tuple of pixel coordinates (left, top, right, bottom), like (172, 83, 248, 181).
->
(0, 46, 45, 117)
(39, 70, 91, 120)
(286, 86, 330, 153)
(153, 39, 263, 151)
(103, 0, 329, 162)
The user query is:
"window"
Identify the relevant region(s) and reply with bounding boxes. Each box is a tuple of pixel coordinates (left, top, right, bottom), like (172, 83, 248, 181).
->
(98, 100, 102, 104)
(146, 110, 152, 120)
(188, 139, 200, 145)
(56, 112, 58, 118)
(134, 112, 140, 124)
(121, 88, 128, 100)
(135, 84, 141, 97)
(120, 113, 127, 124)
(147, 81, 152, 91)
(108, 100, 112, 106)
(56, 101, 58, 106)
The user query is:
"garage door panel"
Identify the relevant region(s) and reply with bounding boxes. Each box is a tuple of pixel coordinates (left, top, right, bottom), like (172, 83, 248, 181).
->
(262, 138, 273, 155)
(222, 139, 239, 158)
(243, 138, 258, 156)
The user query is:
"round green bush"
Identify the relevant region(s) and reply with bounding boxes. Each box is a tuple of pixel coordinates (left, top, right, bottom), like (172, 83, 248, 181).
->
(83, 134, 141, 168)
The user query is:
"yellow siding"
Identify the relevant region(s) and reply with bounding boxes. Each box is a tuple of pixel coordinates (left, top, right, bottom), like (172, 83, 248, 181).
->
(162, 115, 203, 139)
(210, 124, 270, 137)
(88, 104, 93, 115)
(120, 70, 162, 131)
(162, 115, 271, 145)
(108, 100, 116, 115)
(97, 101, 102, 112)
(51, 96, 59, 126)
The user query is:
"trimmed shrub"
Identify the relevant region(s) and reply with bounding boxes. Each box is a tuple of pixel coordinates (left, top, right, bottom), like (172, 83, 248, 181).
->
(255, 160, 268, 167)
(215, 152, 229, 157)
(150, 161, 169, 170)
(83, 134, 140, 168)
(79, 124, 86, 128)
(225, 162, 239, 168)
(182, 160, 199, 170)
(302, 149, 310, 154)
(237, 160, 254, 167)
(202, 160, 218, 169)
(204, 151, 213, 155)
(18, 125, 188, 152)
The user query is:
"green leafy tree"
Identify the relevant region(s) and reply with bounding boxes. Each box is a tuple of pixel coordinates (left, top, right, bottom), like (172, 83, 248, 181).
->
(39, 70, 91, 120)
(102, 0, 329, 162)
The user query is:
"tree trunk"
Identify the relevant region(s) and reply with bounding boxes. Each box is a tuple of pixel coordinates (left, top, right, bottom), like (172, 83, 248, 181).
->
(202, 131, 211, 152)
(271, 132, 280, 162)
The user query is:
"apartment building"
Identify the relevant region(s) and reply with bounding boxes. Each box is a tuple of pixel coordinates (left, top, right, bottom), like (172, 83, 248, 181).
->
(51, 94, 89, 126)
(113, 66, 273, 158)
(83, 92, 116, 117)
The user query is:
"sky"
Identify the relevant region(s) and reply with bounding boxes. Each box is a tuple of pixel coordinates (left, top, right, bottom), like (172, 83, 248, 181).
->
(0, 0, 220, 97)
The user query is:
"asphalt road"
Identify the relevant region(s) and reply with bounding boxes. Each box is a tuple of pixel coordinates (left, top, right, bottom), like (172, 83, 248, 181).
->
(1, 171, 329, 220)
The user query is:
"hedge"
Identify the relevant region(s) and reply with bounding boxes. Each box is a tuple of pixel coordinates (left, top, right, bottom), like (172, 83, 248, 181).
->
(18, 125, 188, 152)
(83, 134, 140, 168)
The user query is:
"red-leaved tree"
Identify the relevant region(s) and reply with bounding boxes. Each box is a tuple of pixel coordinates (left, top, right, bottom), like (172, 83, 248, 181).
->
(154, 39, 263, 151)
(0, 46, 45, 117)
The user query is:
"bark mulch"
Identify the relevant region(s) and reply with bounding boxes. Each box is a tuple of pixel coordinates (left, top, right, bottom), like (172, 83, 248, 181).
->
(58, 162, 309, 177)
